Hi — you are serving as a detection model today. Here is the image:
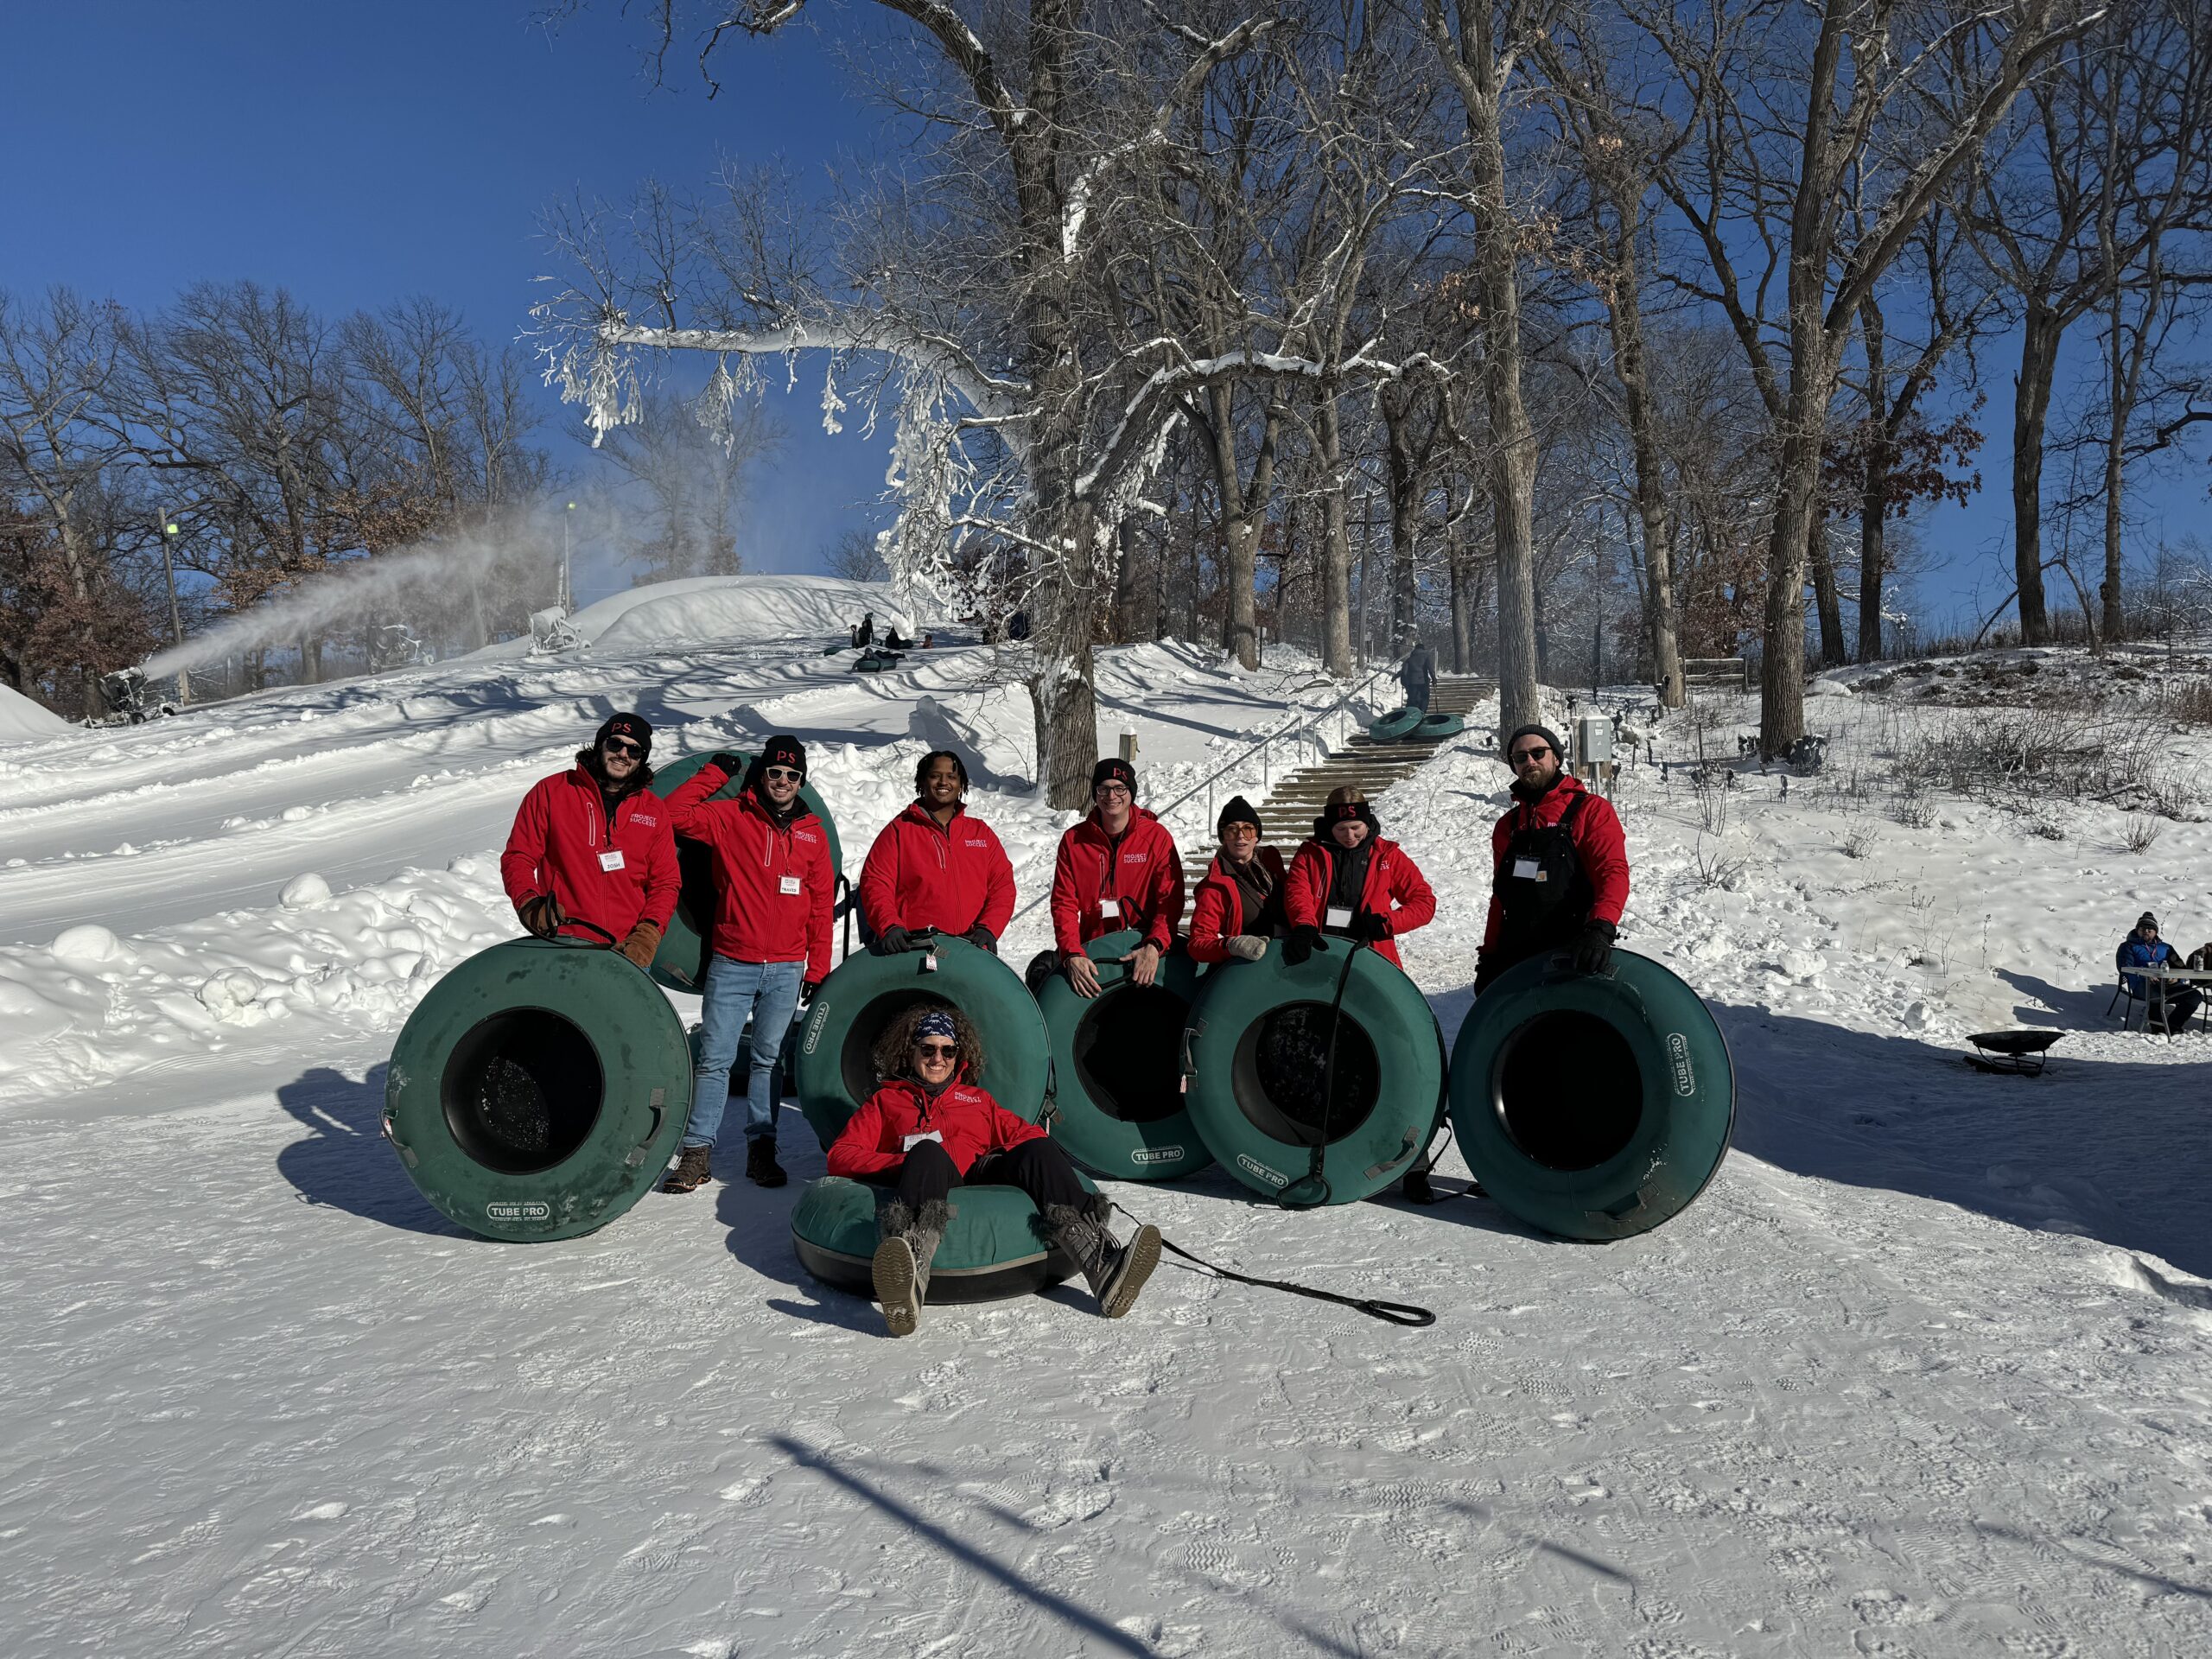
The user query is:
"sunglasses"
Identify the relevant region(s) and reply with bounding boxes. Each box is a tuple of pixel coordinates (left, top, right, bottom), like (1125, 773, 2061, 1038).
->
(915, 1042, 958, 1058)
(764, 766, 803, 781)
(1510, 746, 1552, 763)
(601, 737, 643, 757)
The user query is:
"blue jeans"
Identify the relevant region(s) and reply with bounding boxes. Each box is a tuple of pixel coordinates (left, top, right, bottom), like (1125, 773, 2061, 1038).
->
(683, 956, 804, 1148)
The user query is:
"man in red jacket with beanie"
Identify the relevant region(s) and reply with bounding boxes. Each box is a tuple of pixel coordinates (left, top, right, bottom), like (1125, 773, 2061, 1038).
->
(1043, 757, 1185, 999)
(660, 734, 835, 1193)
(1476, 722, 1630, 992)
(857, 749, 1016, 953)
(1186, 795, 1286, 963)
(500, 712, 678, 969)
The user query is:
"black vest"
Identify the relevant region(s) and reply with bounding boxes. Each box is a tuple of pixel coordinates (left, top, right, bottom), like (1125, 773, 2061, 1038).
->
(1493, 789, 1595, 957)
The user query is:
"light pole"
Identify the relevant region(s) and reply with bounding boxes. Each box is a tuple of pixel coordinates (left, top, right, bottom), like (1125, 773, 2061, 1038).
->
(160, 515, 190, 704)
(560, 500, 576, 613)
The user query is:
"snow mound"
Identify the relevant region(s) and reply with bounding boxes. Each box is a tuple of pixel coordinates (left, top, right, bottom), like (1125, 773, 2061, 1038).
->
(279, 873, 332, 908)
(588, 575, 922, 654)
(0, 683, 71, 742)
(51, 925, 124, 963)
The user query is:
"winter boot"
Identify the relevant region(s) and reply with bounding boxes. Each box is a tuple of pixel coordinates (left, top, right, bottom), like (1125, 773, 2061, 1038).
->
(870, 1198, 952, 1338)
(662, 1143, 713, 1194)
(744, 1137, 787, 1188)
(1044, 1195, 1160, 1319)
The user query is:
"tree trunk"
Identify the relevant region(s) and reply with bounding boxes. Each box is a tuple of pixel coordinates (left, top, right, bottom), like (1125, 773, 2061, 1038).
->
(1110, 518, 1146, 643)
(1808, 511, 1846, 666)
(1449, 519, 1475, 673)
(1599, 191, 1683, 709)
(1381, 388, 1421, 652)
(1759, 379, 1825, 753)
(2012, 302, 2063, 645)
(1316, 391, 1355, 676)
(1200, 385, 1268, 670)
(1859, 450, 1889, 662)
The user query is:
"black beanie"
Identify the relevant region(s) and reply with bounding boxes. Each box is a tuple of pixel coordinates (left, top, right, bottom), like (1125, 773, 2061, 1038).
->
(1504, 722, 1563, 760)
(1092, 757, 1136, 794)
(1217, 795, 1261, 836)
(2139, 912, 2159, 932)
(1313, 793, 1380, 842)
(759, 734, 807, 779)
(594, 712, 652, 758)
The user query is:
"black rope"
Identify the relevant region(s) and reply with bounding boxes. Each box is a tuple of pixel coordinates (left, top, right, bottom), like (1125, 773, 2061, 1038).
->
(1115, 1205, 1434, 1328)
(556, 918, 620, 946)
(1278, 938, 1363, 1211)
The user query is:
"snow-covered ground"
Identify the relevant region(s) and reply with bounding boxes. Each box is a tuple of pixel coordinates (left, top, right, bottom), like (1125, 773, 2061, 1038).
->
(3, 606, 2209, 1657)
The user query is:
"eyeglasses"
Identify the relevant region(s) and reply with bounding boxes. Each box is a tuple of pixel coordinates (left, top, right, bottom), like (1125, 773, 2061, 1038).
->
(1096, 783, 1132, 798)
(1510, 746, 1552, 764)
(764, 766, 803, 782)
(915, 1042, 958, 1058)
(601, 737, 642, 757)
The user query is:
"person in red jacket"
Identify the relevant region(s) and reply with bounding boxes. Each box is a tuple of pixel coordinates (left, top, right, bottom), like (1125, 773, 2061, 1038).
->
(1186, 795, 1286, 964)
(499, 712, 678, 969)
(660, 734, 836, 1193)
(828, 1007, 1161, 1335)
(857, 750, 1016, 954)
(1043, 757, 1185, 999)
(1476, 722, 1630, 992)
(1281, 785, 1437, 970)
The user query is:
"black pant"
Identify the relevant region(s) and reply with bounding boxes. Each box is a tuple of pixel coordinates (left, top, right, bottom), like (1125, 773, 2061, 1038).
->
(1406, 680, 1431, 712)
(2149, 985, 2202, 1032)
(888, 1136, 1090, 1216)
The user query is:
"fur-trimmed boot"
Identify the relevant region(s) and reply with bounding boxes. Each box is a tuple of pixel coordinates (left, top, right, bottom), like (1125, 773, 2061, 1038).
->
(870, 1198, 952, 1338)
(1043, 1195, 1161, 1319)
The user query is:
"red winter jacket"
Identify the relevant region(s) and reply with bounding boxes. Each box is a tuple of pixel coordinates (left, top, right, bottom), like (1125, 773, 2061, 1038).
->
(825, 1073, 1047, 1178)
(1282, 835, 1437, 969)
(665, 762, 836, 979)
(1480, 773, 1630, 951)
(500, 765, 680, 942)
(1186, 846, 1287, 964)
(857, 801, 1017, 941)
(1049, 806, 1185, 956)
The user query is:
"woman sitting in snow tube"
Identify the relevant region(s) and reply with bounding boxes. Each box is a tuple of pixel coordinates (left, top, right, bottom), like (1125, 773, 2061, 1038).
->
(824, 1007, 1162, 1336)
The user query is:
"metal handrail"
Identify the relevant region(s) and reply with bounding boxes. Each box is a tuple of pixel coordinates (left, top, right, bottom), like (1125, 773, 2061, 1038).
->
(1002, 662, 1404, 929)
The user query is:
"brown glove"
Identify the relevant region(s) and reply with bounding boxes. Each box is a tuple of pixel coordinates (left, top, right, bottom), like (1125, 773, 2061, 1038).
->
(618, 919, 663, 969)
(516, 893, 563, 938)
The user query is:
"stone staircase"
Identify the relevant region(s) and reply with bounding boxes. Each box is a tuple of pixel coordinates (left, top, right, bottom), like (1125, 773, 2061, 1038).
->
(1183, 675, 1492, 886)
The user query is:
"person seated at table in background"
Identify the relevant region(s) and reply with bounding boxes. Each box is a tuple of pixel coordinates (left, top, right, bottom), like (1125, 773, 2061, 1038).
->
(2188, 939, 2212, 972)
(2119, 912, 2198, 1033)
(825, 1008, 1161, 1336)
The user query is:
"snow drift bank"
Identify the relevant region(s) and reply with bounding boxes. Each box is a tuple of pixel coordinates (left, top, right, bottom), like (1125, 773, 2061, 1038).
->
(582, 574, 922, 654)
(0, 683, 72, 742)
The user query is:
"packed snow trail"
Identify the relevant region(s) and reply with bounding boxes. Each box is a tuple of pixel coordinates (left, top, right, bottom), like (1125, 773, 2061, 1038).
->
(2, 606, 2209, 1656)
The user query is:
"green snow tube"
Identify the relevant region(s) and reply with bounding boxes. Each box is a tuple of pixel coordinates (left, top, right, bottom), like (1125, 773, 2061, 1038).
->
(854, 652, 903, 673)
(1448, 948, 1734, 1240)
(1368, 706, 1422, 741)
(791, 1173, 1093, 1304)
(1413, 712, 1465, 740)
(646, 752, 843, 994)
(790, 934, 1050, 1150)
(1180, 944, 1445, 1205)
(1035, 929, 1212, 1180)
(381, 938, 693, 1242)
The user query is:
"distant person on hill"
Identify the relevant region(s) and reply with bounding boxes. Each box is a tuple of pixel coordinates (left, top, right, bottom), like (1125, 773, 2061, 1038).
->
(499, 713, 677, 970)
(1187, 796, 1286, 963)
(921, 631, 935, 650)
(1281, 786, 1436, 969)
(859, 750, 1016, 955)
(852, 613, 874, 649)
(1474, 723, 1630, 994)
(827, 1007, 1161, 1335)
(1037, 758, 1185, 999)
(1399, 639, 1439, 714)
(2120, 912, 2198, 1033)
(883, 626, 912, 651)
(661, 736, 836, 1193)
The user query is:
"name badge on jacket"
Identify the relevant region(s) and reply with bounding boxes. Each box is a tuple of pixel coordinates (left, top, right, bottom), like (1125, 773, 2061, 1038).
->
(779, 874, 803, 896)
(599, 850, 626, 873)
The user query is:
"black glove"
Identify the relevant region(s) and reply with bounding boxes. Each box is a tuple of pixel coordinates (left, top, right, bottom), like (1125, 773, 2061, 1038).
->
(872, 925, 913, 956)
(1473, 950, 1499, 993)
(1572, 919, 1617, 976)
(1352, 912, 1393, 942)
(799, 978, 822, 1007)
(963, 925, 998, 954)
(1282, 925, 1329, 966)
(708, 752, 745, 775)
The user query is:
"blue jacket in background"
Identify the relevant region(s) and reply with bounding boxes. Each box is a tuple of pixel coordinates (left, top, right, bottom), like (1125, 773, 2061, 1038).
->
(2119, 931, 2181, 997)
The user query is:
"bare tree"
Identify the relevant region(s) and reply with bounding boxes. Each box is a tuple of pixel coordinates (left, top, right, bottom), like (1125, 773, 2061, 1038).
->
(594, 386, 779, 580)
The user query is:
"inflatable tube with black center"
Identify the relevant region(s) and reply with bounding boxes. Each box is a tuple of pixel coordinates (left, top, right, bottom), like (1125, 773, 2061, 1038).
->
(1180, 944, 1445, 1205)
(1034, 928, 1211, 1180)
(791, 1172, 1094, 1304)
(645, 752, 843, 994)
(381, 938, 693, 1242)
(1413, 711, 1465, 740)
(1367, 707, 1422, 741)
(1447, 948, 1734, 1239)
(790, 935, 1050, 1150)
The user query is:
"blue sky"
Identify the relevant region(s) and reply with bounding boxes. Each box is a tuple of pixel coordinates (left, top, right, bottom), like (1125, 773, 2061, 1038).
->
(3, 4, 2202, 632)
